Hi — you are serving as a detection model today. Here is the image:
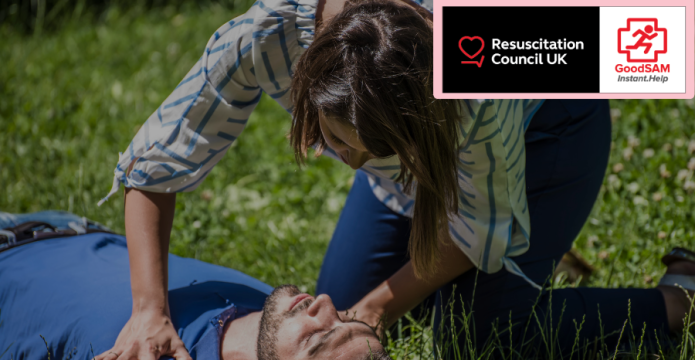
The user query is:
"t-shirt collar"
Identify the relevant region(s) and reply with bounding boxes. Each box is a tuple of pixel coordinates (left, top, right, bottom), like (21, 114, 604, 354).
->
(189, 304, 254, 360)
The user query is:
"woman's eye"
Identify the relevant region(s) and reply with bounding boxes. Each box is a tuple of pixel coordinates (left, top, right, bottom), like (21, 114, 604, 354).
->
(330, 134, 345, 145)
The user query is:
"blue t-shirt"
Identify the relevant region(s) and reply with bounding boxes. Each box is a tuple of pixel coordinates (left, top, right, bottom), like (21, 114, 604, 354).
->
(0, 233, 273, 360)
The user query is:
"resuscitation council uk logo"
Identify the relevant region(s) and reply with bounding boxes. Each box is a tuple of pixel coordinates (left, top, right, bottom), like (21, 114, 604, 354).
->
(458, 36, 586, 67)
(434, 1, 694, 99)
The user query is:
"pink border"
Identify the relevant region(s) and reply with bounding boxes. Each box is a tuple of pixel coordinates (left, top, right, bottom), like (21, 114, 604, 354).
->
(433, 0, 694, 99)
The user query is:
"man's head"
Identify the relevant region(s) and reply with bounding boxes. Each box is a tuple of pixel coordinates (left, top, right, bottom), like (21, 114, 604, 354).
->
(256, 285, 391, 360)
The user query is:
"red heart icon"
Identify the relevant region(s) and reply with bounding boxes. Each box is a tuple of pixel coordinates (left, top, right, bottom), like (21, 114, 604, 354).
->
(458, 36, 485, 59)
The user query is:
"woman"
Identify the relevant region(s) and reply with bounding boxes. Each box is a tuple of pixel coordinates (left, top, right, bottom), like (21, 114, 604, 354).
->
(97, 0, 694, 357)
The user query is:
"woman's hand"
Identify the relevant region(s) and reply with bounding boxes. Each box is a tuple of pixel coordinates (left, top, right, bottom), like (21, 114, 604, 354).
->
(340, 301, 387, 335)
(96, 311, 191, 360)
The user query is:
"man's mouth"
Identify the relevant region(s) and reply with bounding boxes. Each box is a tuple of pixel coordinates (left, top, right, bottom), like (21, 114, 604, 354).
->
(339, 154, 349, 165)
(288, 294, 313, 311)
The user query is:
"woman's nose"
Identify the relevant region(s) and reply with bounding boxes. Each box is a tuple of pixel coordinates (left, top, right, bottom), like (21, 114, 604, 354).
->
(306, 294, 337, 318)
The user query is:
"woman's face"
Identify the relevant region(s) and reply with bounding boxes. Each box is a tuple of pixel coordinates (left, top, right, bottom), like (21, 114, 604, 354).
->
(318, 111, 376, 169)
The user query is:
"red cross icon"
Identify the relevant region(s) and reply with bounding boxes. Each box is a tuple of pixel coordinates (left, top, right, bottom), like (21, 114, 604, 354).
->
(618, 18, 667, 63)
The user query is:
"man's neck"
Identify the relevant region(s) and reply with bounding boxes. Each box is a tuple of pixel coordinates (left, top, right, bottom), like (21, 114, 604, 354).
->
(221, 311, 262, 360)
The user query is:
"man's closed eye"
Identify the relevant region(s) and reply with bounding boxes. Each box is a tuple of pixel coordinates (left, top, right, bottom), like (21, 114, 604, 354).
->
(306, 319, 379, 356)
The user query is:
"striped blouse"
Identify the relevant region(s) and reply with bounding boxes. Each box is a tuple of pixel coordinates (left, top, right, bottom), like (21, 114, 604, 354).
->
(101, 0, 545, 288)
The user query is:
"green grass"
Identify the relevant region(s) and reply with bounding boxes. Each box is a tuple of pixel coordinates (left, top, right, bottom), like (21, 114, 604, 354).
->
(0, 2, 355, 291)
(1, 2, 694, 359)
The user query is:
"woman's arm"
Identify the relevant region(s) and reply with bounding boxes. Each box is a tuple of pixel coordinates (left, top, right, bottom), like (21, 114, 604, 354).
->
(345, 236, 474, 331)
(96, 188, 191, 360)
(125, 187, 175, 319)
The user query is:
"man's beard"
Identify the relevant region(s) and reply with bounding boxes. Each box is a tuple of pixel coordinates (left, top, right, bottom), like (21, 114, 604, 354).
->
(256, 285, 314, 360)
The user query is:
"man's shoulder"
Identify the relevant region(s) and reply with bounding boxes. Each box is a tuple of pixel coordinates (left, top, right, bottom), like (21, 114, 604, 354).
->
(167, 254, 274, 294)
(170, 281, 268, 314)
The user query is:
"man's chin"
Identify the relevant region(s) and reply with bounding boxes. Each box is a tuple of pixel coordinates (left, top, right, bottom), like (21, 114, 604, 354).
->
(257, 284, 302, 360)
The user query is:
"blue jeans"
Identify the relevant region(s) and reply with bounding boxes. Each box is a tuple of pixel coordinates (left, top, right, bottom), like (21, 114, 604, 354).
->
(316, 100, 669, 354)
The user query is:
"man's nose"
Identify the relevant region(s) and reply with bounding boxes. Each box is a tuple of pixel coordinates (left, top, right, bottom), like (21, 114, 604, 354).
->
(306, 294, 337, 318)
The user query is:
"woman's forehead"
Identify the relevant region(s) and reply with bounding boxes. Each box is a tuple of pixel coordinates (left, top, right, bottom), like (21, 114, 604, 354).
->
(319, 110, 353, 126)
(319, 111, 369, 152)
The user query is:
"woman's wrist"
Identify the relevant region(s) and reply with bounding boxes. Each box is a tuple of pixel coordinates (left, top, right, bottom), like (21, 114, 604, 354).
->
(366, 281, 394, 315)
(347, 281, 394, 329)
(360, 248, 475, 329)
(131, 296, 170, 317)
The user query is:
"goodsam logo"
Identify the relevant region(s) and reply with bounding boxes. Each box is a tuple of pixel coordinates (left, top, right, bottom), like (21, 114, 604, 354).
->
(615, 18, 670, 80)
(618, 18, 667, 62)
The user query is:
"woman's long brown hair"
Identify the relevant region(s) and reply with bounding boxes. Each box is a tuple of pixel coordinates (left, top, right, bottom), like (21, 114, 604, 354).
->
(290, 0, 465, 278)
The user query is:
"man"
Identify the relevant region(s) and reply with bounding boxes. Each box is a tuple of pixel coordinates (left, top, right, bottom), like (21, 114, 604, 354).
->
(0, 214, 389, 360)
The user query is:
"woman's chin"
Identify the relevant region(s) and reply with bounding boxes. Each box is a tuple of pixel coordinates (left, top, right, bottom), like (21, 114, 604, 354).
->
(349, 158, 370, 170)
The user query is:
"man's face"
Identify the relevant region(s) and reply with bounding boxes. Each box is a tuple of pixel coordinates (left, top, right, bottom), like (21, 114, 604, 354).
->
(257, 285, 384, 360)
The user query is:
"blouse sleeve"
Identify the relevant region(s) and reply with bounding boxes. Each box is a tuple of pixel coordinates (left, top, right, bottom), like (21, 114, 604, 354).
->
(100, 0, 316, 204)
(448, 99, 544, 287)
